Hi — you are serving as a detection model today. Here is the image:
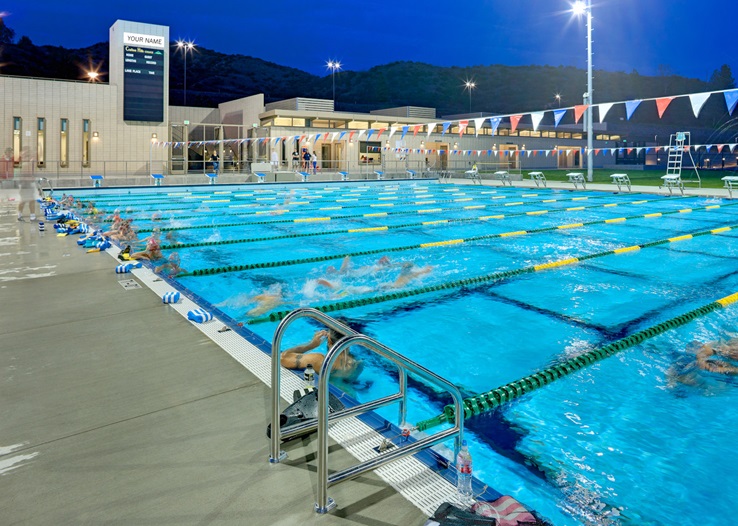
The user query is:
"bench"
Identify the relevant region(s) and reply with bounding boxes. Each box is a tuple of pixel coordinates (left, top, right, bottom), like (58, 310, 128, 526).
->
(566, 172, 586, 189)
(296, 171, 311, 182)
(406, 170, 416, 179)
(90, 175, 104, 188)
(610, 173, 631, 192)
(464, 167, 481, 184)
(528, 171, 546, 188)
(253, 172, 267, 183)
(660, 174, 683, 195)
(374, 170, 384, 180)
(205, 173, 218, 185)
(722, 176, 738, 198)
(151, 173, 165, 186)
(493, 170, 512, 186)
(339, 171, 350, 181)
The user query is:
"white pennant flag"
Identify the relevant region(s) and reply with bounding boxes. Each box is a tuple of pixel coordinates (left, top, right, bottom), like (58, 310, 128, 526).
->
(598, 103, 615, 123)
(389, 126, 398, 139)
(530, 112, 545, 132)
(358, 130, 366, 139)
(473, 117, 486, 137)
(331, 132, 339, 142)
(545, 150, 550, 157)
(427, 123, 437, 138)
(636, 147, 643, 155)
(689, 93, 711, 118)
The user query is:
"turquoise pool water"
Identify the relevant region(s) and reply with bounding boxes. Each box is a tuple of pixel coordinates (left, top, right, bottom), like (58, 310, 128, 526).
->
(73, 181, 738, 525)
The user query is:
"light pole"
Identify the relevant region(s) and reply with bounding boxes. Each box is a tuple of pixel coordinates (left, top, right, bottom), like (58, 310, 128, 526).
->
(573, 0, 593, 182)
(326, 60, 342, 103)
(464, 80, 476, 113)
(176, 40, 196, 105)
(150, 133, 157, 176)
(555, 93, 562, 107)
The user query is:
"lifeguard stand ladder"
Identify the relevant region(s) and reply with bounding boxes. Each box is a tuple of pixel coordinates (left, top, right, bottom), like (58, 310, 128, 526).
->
(660, 132, 701, 194)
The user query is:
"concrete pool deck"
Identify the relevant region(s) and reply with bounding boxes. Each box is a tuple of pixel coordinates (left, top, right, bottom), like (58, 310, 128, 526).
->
(0, 198, 431, 525)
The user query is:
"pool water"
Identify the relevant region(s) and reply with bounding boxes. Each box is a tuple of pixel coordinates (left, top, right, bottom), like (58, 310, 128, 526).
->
(73, 181, 738, 525)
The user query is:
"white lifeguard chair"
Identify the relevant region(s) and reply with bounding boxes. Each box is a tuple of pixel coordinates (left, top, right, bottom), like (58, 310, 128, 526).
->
(660, 132, 700, 195)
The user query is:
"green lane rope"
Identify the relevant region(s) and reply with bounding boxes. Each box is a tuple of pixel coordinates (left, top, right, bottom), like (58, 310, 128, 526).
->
(176, 202, 734, 274)
(414, 290, 738, 431)
(161, 196, 708, 250)
(246, 223, 737, 324)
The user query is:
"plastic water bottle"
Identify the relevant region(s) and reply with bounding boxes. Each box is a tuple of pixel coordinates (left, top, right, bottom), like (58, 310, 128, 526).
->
(303, 363, 315, 390)
(38, 221, 45, 232)
(456, 440, 473, 499)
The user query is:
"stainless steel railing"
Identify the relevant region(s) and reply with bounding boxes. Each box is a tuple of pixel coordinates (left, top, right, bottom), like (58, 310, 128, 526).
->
(267, 308, 464, 514)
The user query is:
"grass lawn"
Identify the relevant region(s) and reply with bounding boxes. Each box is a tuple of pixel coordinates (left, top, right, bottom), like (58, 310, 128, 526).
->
(508, 168, 738, 188)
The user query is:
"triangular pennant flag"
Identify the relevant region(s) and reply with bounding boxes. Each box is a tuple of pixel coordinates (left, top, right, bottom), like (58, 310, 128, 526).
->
(366, 129, 374, 140)
(489, 117, 501, 135)
(573, 104, 589, 124)
(413, 125, 420, 136)
(545, 150, 550, 157)
(401, 126, 409, 140)
(509, 115, 522, 133)
(725, 90, 738, 115)
(357, 130, 366, 139)
(473, 117, 486, 137)
(553, 109, 566, 128)
(594, 149, 600, 155)
(427, 123, 437, 138)
(598, 102, 614, 123)
(530, 111, 545, 132)
(338, 131, 346, 141)
(688, 93, 711, 118)
(348, 131, 355, 141)
(636, 147, 643, 155)
(442, 122, 451, 135)
(377, 128, 386, 139)
(332, 132, 340, 142)
(389, 126, 397, 139)
(655, 97, 675, 119)
(458, 120, 469, 137)
(625, 99, 642, 120)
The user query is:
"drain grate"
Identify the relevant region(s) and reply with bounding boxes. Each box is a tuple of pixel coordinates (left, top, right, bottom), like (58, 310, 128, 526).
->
(118, 278, 141, 290)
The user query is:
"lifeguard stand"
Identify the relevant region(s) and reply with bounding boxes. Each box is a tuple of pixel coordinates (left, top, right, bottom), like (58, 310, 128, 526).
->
(660, 132, 701, 194)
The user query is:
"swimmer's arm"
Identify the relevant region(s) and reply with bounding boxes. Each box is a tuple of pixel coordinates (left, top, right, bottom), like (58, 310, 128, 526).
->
(705, 361, 738, 375)
(282, 330, 327, 356)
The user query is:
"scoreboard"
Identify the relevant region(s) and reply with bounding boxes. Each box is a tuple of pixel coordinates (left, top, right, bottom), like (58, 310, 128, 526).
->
(123, 32, 165, 122)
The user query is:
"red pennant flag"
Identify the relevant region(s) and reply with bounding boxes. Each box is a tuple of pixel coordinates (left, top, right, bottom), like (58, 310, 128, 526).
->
(349, 131, 355, 141)
(627, 148, 633, 154)
(594, 149, 600, 155)
(377, 128, 386, 139)
(574, 105, 589, 124)
(458, 120, 469, 137)
(655, 97, 675, 118)
(509, 115, 522, 133)
(413, 125, 420, 136)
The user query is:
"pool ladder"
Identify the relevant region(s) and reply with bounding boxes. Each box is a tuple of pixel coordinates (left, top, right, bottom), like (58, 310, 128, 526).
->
(269, 307, 465, 514)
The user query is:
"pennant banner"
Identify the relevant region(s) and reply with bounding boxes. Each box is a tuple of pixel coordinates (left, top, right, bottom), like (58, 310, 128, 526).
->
(625, 99, 642, 120)
(573, 104, 589, 124)
(655, 97, 674, 119)
(598, 102, 614, 123)
(530, 111, 545, 132)
(489, 117, 501, 135)
(509, 115, 522, 133)
(458, 120, 469, 137)
(725, 90, 738, 115)
(442, 122, 451, 135)
(473, 117, 486, 137)
(689, 93, 711, 118)
(553, 109, 566, 128)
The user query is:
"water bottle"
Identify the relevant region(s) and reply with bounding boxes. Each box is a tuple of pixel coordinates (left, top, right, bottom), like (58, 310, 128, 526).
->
(38, 221, 45, 232)
(456, 440, 473, 499)
(303, 363, 315, 390)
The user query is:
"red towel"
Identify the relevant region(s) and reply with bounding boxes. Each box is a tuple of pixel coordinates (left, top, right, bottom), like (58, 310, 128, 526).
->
(472, 496, 536, 526)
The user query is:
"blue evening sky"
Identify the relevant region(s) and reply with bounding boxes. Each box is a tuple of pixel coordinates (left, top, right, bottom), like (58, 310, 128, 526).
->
(2, 0, 734, 81)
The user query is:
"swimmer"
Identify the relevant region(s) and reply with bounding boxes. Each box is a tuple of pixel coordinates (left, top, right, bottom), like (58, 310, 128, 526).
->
(325, 255, 393, 276)
(669, 338, 738, 389)
(280, 325, 364, 381)
(154, 252, 186, 277)
(130, 228, 163, 261)
(384, 262, 433, 289)
(246, 285, 284, 317)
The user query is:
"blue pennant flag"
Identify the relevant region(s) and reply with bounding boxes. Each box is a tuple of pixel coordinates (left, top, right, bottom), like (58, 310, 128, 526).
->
(725, 90, 738, 115)
(625, 100, 642, 120)
(553, 109, 567, 128)
(401, 126, 408, 140)
(488, 117, 501, 135)
(367, 129, 375, 140)
(442, 122, 451, 135)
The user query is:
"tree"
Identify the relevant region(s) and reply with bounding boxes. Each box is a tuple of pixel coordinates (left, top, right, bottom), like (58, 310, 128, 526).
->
(709, 64, 736, 90)
(0, 17, 15, 44)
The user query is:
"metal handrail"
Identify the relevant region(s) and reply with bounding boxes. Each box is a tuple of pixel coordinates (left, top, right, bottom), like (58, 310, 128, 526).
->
(269, 308, 359, 463)
(315, 334, 464, 513)
(269, 308, 464, 514)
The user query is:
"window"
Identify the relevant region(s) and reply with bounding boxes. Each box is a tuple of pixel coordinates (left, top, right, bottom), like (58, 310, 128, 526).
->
(273, 117, 292, 126)
(347, 120, 368, 130)
(60, 119, 69, 167)
(572, 132, 583, 140)
(13, 117, 22, 166)
(82, 119, 91, 167)
(37, 118, 46, 167)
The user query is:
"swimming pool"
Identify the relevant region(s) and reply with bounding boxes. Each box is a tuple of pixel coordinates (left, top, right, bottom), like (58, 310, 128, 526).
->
(72, 181, 738, 525)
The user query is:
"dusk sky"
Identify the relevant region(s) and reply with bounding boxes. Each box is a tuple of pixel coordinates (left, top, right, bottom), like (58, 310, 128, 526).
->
(3, 0, 735, 82)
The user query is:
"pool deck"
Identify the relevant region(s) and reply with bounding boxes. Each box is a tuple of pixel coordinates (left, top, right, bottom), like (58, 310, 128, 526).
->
(0, 198, 430, 524)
